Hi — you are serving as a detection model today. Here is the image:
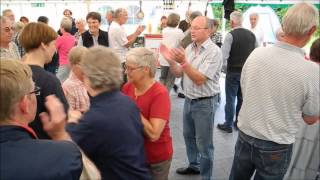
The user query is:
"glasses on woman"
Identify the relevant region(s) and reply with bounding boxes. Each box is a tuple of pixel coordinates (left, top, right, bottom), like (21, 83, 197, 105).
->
(123, 64, 143, 73)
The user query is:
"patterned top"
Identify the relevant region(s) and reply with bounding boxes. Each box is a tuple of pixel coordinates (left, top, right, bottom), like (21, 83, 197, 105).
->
(210, 32, 222, 47)
(62, 72, 89, 112)
(238, 42, 320, 144)
(183, 38, 223, 99)
(0, 42, 21, 60)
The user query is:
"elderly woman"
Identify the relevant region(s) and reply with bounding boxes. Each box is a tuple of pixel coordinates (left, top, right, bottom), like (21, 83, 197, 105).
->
(122, 47, 173, 180)
(43, 46, 151, 180)
(74, 18, 86, 42)
(56, 17, 76, 83)
(159, 13, 184, 92)
(62, 46, 89, 113)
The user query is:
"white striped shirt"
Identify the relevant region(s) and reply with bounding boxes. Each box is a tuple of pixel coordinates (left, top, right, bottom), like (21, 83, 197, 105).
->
(183, 38, 223, 99)
(238, 42, 320, 144)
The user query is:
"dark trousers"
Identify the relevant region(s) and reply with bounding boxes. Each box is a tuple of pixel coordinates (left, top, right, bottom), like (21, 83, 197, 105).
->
(229, 131, 293, 180)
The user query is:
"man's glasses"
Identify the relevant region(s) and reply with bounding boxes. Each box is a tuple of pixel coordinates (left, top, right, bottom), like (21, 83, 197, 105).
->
(190, 27, 209, 31)
(29, 86, 41, 96)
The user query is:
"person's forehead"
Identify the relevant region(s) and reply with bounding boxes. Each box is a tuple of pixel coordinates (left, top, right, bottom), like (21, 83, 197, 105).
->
(87, 18, 99, 22)
(192, 17, 205, 26)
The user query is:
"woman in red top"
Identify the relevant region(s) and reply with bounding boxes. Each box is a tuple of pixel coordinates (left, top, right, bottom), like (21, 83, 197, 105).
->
(122, 47, 173, 180)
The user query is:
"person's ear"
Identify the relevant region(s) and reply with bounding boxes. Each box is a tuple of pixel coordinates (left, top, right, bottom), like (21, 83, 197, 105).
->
(19, 95, 29, 114)
(307, 25, 316, 36)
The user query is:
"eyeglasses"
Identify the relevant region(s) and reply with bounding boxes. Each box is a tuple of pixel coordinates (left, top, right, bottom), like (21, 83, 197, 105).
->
(190, 27, 208, 31)
(29, 86, 41, 96)
(1, 27, 14, 33)
(123, 64, 143, 73)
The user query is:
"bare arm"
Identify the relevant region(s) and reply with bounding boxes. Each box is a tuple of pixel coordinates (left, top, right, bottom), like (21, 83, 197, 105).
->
(140, 115, 166, 142)
(124, 25, 145, 48)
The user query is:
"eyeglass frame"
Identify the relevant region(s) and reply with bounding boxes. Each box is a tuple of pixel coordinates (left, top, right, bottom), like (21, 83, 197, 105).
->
(190, 26, 209, 31)
(123, 64, 144, 73)
(29, 86, 41, 96)
(1, 26, 14, 33)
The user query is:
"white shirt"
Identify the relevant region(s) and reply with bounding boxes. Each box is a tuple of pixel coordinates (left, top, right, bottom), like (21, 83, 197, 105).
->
(238, 42, 320, 144)
(159, 27, 184, 66)
(250, 26, 264, 46)
(108, 21, 129, 63)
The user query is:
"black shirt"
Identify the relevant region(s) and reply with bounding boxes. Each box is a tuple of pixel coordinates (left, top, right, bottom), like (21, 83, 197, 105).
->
(28, 65, 69, 139)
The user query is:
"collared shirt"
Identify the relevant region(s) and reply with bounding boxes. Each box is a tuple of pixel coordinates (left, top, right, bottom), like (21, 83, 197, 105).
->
(238, 41, 320, 144)
(108, 21, 129, 63)
(62, 72, 89, 112)
(250, 26, 265, 46)
(183, 38, 223, 99)
(0, 42, 21, 60)
(77, 31, 99, 47)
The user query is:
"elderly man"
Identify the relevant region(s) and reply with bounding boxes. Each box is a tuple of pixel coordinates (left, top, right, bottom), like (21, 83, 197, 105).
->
(41, 46, 151, 180)
(2, 9, 15, 22)
(229, 3, 319, 180)
(78, 12, 108, 48)
(0, 16, 20, 60)
(108, 8, 144, 64)
(249, 13, 265, 47)
(160, 16, 222, 180)
(217, 11, 256, 133)
(105, 10, 114, 26)
(0, 60, 82, 179)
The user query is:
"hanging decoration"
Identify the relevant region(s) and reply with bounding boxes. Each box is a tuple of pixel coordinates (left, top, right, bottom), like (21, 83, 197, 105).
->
(163, 0, 175, 10)
(136, 0, 144, 20)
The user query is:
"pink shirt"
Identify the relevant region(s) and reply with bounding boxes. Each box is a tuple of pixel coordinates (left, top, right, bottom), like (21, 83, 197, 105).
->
(56, 32, 76, 65)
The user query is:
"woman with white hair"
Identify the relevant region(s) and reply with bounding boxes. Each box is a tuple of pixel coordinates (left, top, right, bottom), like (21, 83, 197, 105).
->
(63, 46, 151, 180)
(122, 47, 173, 180)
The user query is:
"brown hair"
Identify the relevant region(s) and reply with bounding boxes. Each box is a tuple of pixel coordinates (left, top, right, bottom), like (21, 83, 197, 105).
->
(0, 60, 32, 120)
(19, 22, 58, 53)
(167, 13, 180, 28)
(310, 38, 320, 63)
(86, 12, 101, 23)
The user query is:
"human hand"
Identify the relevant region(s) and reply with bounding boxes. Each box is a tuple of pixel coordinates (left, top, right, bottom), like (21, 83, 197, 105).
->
(136, 25, 145, 34)
(68, 110, 82, 123)
(171, 47, 186, 64)
(40, 95, 69, 140)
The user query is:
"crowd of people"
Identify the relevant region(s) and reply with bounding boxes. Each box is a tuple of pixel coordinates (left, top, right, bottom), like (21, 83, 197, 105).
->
(0, 2, 319, 180)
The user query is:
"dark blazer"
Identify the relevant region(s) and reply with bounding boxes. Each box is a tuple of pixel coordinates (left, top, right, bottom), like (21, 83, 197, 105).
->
(0, 125, 83, 180)
(81, 29, 109, 48)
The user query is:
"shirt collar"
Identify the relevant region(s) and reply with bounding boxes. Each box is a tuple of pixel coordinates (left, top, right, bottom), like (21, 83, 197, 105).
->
(275, 41, 305, 56)
(191, 37, 213, 50)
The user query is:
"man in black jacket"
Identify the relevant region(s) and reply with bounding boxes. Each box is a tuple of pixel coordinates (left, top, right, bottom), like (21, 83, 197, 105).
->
(78, 12, 108, 48)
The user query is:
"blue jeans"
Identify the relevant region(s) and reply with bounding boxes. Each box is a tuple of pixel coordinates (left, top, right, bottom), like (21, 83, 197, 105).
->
(229, 131, 293, 180)
(224, 72, 242, 127)
(183, 95, 218, 180)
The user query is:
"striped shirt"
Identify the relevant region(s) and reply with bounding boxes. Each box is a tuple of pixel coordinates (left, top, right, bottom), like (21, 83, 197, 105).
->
(183, 38, 222, 99)
(238, 42, 320, 144)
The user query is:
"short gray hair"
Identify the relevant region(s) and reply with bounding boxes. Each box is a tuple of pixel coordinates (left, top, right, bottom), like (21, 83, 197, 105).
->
(282, 2, 319, 36)
(80, 46, 123, 91)
(190, 11, 202, 22)
(230, 11, 243, 26)
(60, 17, 72, 33)
(114, 8, 127, 19)
(126, 48, 157, 77)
